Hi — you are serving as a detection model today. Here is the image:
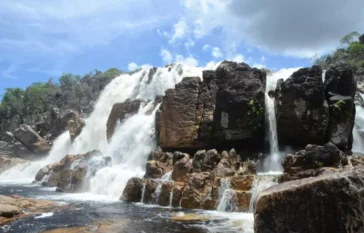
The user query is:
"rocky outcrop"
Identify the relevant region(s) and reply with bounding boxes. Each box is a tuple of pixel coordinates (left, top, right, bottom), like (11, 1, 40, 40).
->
(156, 61, 266, 151)
(106, 99, 143, 141)
(0, 195, 60, 226)
(255, 166, 364, 233)
(13, 124, 51, 156)
(280, 143, 346, 182)
(324, 64, 356, 151)
(156, 77, 203, 149)
(276, 66, 329, 146)
(122, 148, 258, 212)
(360, 34, 364, 44)
(34, 150, 108, 193)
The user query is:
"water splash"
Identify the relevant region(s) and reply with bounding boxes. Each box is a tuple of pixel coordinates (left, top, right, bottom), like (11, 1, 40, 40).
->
(249, 175, 278, 213)
(263, 68, 300, 172)
(216, 178, 236, 212)
(169, 187, 174, 208)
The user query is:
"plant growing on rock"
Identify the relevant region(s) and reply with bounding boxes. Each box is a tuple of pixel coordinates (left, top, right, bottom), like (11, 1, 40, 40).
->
(247, 99, 264, 130)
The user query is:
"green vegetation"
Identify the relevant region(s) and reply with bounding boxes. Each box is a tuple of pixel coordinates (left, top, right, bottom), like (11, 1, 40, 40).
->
(247, 99, 264, 130)
(0, 67, 124, 129)
(314, 31, 364, 70)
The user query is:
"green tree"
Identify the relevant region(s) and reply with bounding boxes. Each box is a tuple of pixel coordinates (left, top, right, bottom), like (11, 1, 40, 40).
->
(340, 31, 360, 45)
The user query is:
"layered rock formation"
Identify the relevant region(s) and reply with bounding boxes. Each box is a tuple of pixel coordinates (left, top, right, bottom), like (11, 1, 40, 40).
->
(156, 61, 266, 151)
(122, 147, 259, 211)
(276, 65, 356, 151)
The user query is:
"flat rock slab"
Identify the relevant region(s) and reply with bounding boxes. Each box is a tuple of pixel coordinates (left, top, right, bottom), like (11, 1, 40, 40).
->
(0, 204, 22, 217)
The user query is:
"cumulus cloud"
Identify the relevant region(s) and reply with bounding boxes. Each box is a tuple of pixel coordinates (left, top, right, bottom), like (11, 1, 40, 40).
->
(128, 62, 138, 71)
(180, 0, 364, 57)
(202, 44, 210, 51)
(175, 54, 199, 66)
(160, 49, 173, 64)
(212, 47, 222, 58)
(231, 54, 244, 63)
(169, 19, 188, 43)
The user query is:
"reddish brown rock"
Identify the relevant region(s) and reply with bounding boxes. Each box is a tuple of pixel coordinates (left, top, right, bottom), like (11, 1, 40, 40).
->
(121, 177, 144, 202)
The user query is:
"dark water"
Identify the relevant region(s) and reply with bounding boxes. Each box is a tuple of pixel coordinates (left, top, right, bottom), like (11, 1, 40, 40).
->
(0, 183, 254, 233)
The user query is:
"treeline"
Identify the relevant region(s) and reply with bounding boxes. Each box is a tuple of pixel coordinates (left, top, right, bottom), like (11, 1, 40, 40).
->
(315, 31, 364, 69)
(0, 68, 124, 132)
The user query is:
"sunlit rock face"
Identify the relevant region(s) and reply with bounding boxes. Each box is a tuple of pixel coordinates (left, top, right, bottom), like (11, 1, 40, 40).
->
(255, 166, 364, 233)
(122, 147, 258, 212)
(156, 61, 266, 151)
(276, 66, 329, 146)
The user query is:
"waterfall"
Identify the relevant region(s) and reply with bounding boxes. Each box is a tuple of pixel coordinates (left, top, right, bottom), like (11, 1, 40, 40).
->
(263, 68, 300, 172)
(169, 187, 174, 207)
(140, 183, 147, 203)
(153, 171, 173, 203)
(248, 175, 278, 213)
(353, 97, 364, 153)
(0, 63, 202, 190)
(216, 178, 236, 212)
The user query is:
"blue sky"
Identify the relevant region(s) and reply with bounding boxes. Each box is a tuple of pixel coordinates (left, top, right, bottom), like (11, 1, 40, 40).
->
(1, 0, 364, 97)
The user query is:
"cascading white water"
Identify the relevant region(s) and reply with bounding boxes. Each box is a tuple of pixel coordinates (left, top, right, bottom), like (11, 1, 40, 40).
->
(216, 178, 236, 212)
(140, 183, 147, 203)
(0, 64, 203, 189)
(248, 175, 278, 213)
(263, 68, 300, 172)
(353, 95, 364, 153)
(169, 188, 174, 207)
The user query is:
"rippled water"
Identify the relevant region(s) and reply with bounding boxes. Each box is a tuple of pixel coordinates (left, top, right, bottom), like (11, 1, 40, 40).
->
(0, 183, 254, 233)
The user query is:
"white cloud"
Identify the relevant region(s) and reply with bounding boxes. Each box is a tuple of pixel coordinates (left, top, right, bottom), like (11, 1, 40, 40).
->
(231, 54, 244, 63)
(212, 47, 222, 58)
(128, 62, 138, 71)
(253, 63, 266, 69)
(202, 44, 210, 51)
(179, 0, 364, 57)
(204, 60, 221, 70)
(261, 56, 266, 63)
(169, 19, 188, 43)
(185, 39, 195, 48)
(175, 54, 199, 67)
(160, 49, 173, 64)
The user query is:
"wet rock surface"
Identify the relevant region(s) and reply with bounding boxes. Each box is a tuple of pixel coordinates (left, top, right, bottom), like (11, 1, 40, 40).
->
(0, 195, 59, 226)
(122, 147, 258, 212)
(34, 150, 107, 193)
(255, 166, 364, 233)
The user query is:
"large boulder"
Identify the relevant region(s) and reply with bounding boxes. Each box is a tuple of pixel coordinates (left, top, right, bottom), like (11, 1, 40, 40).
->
(156, 77, 203, 149)
(13, 124, 51, 156)
(324, 65, 356, 151)
(255, 166, 364, 233)
(172, 153, 192, 182)
(106, 99, 143, 141)
(359, 34, 364, 44)
(276, 66, 329, 146)
(280, 143, 345, 182)
(210, 61, 266, 149)
(156, 61, 266, 151)
(120, 177, 144, 202)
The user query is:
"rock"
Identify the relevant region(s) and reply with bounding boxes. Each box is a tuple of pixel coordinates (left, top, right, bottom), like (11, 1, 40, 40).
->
(234, 191, 252, 212)
(157, 182, 185, 207)
(255, 166, 364, 233)
(143, 179, 159, 204)
(35, 150, 104, 192)
(156, 61, 266, 151)
(214, 149, 241, 177)
(13, 124, 51, 156)
(324, 65, 356, 150)
(192, 150, 206, 172)
(359, 34, 364, 44)
(201, 149, 221, 171)
(152, 147, 173, 165)
(0, 204, 22, 218)
(172, 155, 192, 182)
(235, 160, 257, 176)
(210, 61, 266, 149)
(106, 99, 143, 141)
(63, 112, 85, 141)
(120, 177, 144, 202)
(144, 160, 172, 179)
(230, 176, 255, 191)
(0, 155, 28, 173)
(156, 77, 202, 149)
(276, 66, 329, 146)
(281, 143, 345, 182)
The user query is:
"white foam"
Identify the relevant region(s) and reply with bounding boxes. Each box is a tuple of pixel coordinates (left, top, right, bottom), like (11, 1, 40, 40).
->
(34, 212, 54, 219)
